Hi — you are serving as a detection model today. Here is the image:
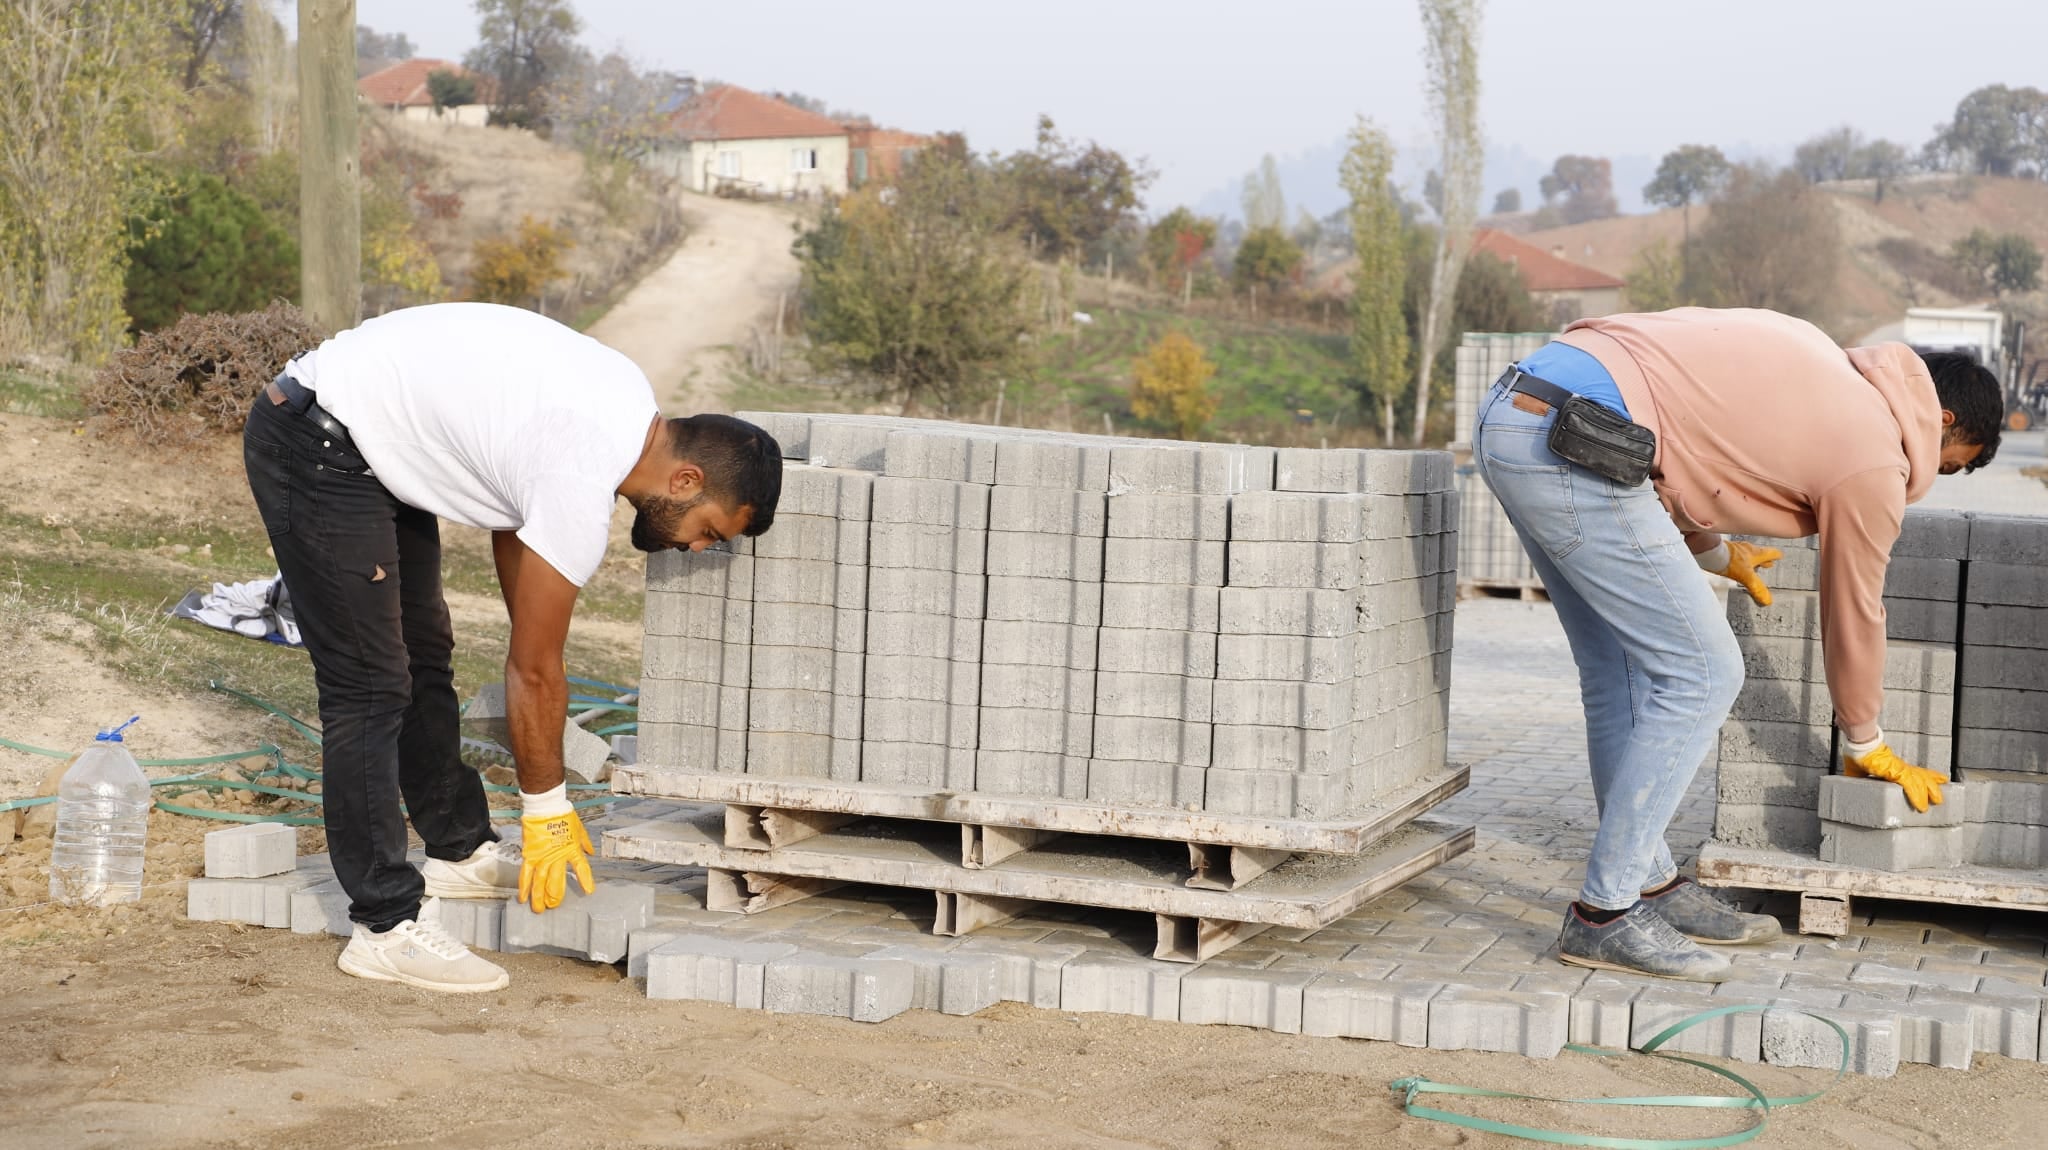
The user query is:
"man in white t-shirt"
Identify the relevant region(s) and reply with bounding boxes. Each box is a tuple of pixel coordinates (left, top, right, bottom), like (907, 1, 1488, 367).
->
(243, 303, 782, 992)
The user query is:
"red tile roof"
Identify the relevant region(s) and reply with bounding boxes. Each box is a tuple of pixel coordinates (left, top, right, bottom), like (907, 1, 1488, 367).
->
(356, 58, 488, 108)
(667, 85, 849, 142)
(1471, 228, 1626, 293)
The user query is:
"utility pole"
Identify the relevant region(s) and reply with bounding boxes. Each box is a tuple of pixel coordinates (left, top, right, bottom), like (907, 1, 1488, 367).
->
(299, 0, 361, 332)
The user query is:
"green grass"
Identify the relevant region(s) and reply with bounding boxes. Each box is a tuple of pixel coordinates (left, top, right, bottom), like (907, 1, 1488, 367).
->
(0, 364, 87, 420)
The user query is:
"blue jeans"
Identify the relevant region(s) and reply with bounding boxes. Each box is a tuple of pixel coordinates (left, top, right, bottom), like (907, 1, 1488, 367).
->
(1472, 383, 1744, 910)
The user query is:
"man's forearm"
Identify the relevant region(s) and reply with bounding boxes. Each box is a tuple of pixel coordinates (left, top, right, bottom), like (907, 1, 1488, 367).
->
(504, 663, 568, 794)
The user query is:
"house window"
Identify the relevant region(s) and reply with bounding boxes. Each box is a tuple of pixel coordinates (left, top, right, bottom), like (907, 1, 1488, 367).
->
(791, 147, 818, 173)
(852, 149, 869, 185)
(717, 150, 741, 178)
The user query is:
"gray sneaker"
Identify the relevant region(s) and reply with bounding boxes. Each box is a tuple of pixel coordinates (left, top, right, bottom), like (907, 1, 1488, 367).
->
(1640, 878, 1783, 944)
(1558, 902, 1734, 983)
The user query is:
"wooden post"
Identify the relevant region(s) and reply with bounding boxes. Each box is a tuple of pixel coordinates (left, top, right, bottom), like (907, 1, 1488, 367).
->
(298, 0, 361, 332)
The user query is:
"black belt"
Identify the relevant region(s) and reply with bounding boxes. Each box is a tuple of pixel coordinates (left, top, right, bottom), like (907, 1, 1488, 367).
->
(268, 370, 354, 448)
(1498, 368, 1575, 411)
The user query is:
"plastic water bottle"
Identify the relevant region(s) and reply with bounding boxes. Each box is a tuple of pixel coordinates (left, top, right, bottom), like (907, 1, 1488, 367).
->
(49, 717, 151, 907)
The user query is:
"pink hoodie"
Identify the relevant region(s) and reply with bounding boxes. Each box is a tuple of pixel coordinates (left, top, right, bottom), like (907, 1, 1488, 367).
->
(1557, 308, 1943, 730)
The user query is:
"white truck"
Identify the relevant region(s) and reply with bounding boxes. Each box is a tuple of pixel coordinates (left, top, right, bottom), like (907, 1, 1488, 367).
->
(1900, 307, 2041, 431)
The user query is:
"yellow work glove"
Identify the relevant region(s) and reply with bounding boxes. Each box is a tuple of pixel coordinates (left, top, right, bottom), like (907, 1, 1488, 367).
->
(518, 783, 595, 911)
(1697, 539, 1782, 606)
(1841, 735, 1948, 814)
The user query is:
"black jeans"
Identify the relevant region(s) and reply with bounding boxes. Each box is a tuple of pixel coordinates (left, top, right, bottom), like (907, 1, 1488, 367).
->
(243, 386, 496, 931)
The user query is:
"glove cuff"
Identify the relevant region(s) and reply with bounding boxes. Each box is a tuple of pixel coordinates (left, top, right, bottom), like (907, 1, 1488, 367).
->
(520, 782, 574, 818)
(1842, 729, 1885, 759)
(1694, 542, 1730, 574)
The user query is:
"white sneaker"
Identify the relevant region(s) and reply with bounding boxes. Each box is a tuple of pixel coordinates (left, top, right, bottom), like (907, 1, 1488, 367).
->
(337, 913, 510, 993)
(422, 837, 521, 899)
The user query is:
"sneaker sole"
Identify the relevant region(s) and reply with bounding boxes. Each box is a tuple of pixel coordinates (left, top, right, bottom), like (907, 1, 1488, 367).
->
(1680, 925, 1783, 946)
(337, 950, 511, 994)
(423, 878, 518, 900)
(1558, 951, 1733, 983)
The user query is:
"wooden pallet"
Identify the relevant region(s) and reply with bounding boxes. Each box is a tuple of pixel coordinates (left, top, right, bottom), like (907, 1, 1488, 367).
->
(1457, 579, 1548, 603)
(609, 762, 1469, 855)
(602, 806, 1474, 962)
(1696, 838, 2048, 936)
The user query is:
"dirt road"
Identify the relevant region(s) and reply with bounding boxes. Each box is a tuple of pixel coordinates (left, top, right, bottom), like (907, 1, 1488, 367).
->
(586, 192, 805, 415)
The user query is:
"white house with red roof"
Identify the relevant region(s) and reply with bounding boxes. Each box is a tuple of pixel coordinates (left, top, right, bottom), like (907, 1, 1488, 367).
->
(1470, 228, 1628, 323)
(357, 58, 493, 127)
(650, 84, 850, 198)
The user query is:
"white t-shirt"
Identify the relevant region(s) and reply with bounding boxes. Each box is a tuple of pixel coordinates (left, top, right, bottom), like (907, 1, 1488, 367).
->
(288, 303, 657, 587)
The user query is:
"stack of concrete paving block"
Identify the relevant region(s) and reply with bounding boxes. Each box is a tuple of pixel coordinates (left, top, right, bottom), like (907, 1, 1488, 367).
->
(1449, 332, 1553, 591)
(1959, 514, 2048, 866)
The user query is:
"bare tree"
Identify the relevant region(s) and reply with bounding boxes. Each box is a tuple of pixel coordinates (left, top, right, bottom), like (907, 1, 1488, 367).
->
(1240, 154, 1287, 230)
(1412, 0, 1483, 445)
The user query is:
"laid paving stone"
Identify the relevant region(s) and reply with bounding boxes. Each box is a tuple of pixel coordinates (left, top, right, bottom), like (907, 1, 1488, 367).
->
(1179, 966, 1319, 1034)
(648, 936, 802, 1007)
(1302, 977, 1441, 1045)
(1842, 990, 1974, 1070)
(502, 881, 656, 964)
(951, 938, 1090, 1009)
(1763, 1003, 1901, 1078)
(866, 945, 1006, 1016)
(1633, 990, 1762, 1062)
(762, 952, 915, 1022)
(1427, 986, 1569, 1057)
(1059, 951, 1189, 1021)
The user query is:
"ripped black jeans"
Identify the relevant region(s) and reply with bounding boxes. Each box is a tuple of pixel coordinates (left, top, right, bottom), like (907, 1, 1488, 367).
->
(243, 385, 495, 931)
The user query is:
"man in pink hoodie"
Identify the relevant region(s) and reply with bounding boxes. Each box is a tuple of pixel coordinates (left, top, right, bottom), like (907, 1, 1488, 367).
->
(1474, 307, 2003, 982)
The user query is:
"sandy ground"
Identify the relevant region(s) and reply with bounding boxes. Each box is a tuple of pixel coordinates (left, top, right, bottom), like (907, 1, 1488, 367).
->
(587, 192, 806, 415)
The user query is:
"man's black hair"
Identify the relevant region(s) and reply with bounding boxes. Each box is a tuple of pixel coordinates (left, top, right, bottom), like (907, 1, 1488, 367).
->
(667, 414, 783, 535)
(1920, 351, 2003, 472)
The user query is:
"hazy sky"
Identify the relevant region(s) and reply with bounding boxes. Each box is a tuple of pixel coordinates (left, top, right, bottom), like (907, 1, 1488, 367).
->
(344, 0, 2048, 213)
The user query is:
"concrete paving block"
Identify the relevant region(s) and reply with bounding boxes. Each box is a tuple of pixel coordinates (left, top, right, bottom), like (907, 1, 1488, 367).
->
(979, 707, 1092, 756)
(865, 945, 1005, 1015)
(1731, 589, 1956, 644)
(1961, 644, 2048, 689)
(1226, 541, 1361, 590)
(863, 612, 979, 662)
(1179, 967, 1318, 1033)
(289, 879, 351, 937)
(1967, 821, 2048, 868)
(1274, 448, 1372, 493)
(1100, 584, 1220, 632)
(750, 512, 842, 563)
(745, 731, 834, 776)
(1715, 760, 1826, 808)
(866, 567, 984, 618)
(1427, 986, 1570, 1057)
(1058, 951, 1189, 1020)
(1211, 679, 1348, 728)
(858, 742, 949, 787)
(1102, 537, 1225, 586)
(204, 822, 296, 879)
(981, 619, 1098, 670)
(1632, 990, 1762, 1062)
(1957, 727, 2048, 774)
(1108, 443, 1274, 495)
(1092, 672, 1211, 721)
(428, 896, 505, 952)
(1714, 803, 1821, 853)
(1963, 603, 2048, 650)
(1889, 507, 1969, 559)
(1762, 1003, 1899, 1077)
(1302, 977, 1442, 1045)
(1818, 776, 1964, 829)
(763, 952, 916, 1022)
(745, 688, 835, 736)
(871, 475, 990, 528)
(882, 428, 1001, 484)
(634, 722, 718, 771)
(1359, 536, 1448, 583)
(1211, 723, 1353, 774)
(986, 575, 1103, 626)
(1908, 984, 2042, 1060)
(751, 558, 844, 607)
(642, 591, 745, 643)
(648, 936, 802, 1007)
(775, 464, 874, 521)
(1965, 512, 2048, 564)
(989, 485, 1107, 535)
(642, 640, 745, 690)
(1959, 686, 2048, 734)
(867, 521, 988, 573)
(984, 530, 1102, 580)
(1840, 992, 1973, 1070)
(951, 938, 1091, 1008)
(1966, 561, 2048, 608)
(1096, 627, 1216, 676)
(979, 664, 1093, 713)
(1731, 681, 1954, 736)
(1720, 719, 1833, 768)
(993, 438, 1113, 491)
(1090, 715, 1211, 767)
(188, 859, 332, 928)
(803, 420, 897, 473)
(1819, 822, 1964, 872)
(1965, 770, 2048, 824)
(748, 602, 835, 651)
(1218, 587, 1359, 638)
(734, 410, 810, 459)
(972, 749, 1080, 797)
(1086, 758, 1206, 809)
(1736, 635, 1956, 692)
(1107, 492, 1230, 540)
(1216, 633, 1355, 683)
(1228, 491, 1368, 543)
(1358, 579, 1436, 631)
(862, 696, 969, 744)
(646, 547, 754, 597)
(1568, 977, 1641, 1048)
(502, 881, 656, 963)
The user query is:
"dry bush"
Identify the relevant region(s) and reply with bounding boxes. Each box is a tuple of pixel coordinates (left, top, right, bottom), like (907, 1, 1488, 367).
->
(84, 302, 326, 445)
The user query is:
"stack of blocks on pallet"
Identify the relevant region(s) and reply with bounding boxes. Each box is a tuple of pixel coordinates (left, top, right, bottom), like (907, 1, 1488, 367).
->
(634, 413, 1458, 819)
(1712, 508, 2048, 871)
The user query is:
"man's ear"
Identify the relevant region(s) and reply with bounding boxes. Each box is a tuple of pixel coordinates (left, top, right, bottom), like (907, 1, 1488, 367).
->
(1940, 409, 1957, 428)
(670, 460, 705, 497)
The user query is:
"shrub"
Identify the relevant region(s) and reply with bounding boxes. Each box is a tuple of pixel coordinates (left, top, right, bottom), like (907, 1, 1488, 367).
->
(84, 303, 326, 445)
(1131, 330, 1219, 440)
(469, 216, 573, 309)
(124, 172, 300, 334)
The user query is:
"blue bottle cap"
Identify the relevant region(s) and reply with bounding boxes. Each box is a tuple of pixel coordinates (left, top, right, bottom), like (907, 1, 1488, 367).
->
(96, 716, 142, 743)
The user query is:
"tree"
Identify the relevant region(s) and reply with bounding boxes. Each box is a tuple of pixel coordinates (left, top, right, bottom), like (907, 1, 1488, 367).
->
(1855, 139, 1911, 203)
(1624, 239, 1685, 312)
(1412, 0, 1484, 445)
(355, 23, 416, 70)
(469, 216, 572, 310)
(0, 0, 181, 361)
(1538, 154, 1617, 225)
(1490, 187, 1521, 214)
(175, 0, 240, 90)
(794, 143, 1039, 414)
(1130, 330, 1218, 440)
(1240, 154, 1286, 231)
(998, 115, 1151, 262)
(426, 69, 477, 112)
(1951, 228, 2043, 297)
(1643, 143, 1728, 289)
(124, 170, 299, 331)
(1691, 165, 1839, 322)
(1143, 207, 1217, 304)
(466, 0, 581, 131)
(1341, 117, 1408, 444)
(1452, 251, 1541, 334)
(1232, 225, 1302, 293)
(1926, 84, 2048, 177)
(1792, 126, 1861, 184)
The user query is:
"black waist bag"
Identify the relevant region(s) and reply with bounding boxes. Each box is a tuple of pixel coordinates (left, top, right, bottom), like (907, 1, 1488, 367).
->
(1549, 393, 1656, 487)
